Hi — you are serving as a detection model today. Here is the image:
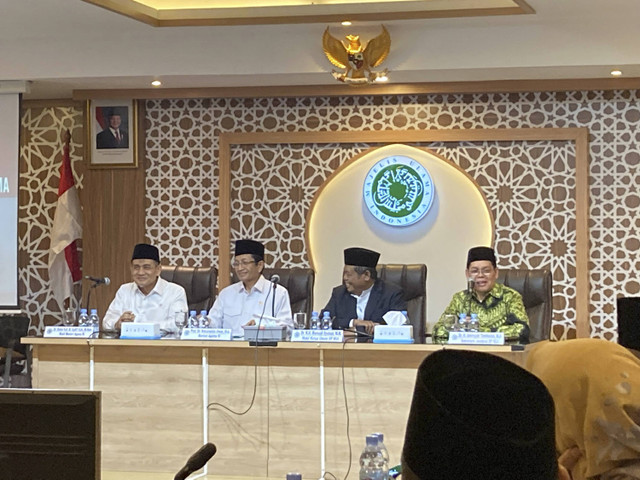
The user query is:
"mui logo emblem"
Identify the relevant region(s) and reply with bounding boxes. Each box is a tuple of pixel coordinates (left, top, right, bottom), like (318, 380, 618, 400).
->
(363, 155, 434, 226)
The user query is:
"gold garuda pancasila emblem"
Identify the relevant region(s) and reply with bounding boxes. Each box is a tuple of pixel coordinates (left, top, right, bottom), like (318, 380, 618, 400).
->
(322, 25, 391, 85)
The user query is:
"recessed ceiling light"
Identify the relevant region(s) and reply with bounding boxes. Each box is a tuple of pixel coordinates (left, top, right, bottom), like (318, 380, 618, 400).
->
(341, 20, 352, 26)
(151, 80, 162, 87)
(610, 69, 622, 77)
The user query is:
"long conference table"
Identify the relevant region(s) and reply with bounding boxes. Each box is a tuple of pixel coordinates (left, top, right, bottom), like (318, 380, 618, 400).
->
(22, 337, 529, 480)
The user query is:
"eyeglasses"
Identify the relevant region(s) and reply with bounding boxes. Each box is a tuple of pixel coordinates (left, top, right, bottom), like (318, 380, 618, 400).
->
(468, 267, 495, 277)
(232, 260, 256, 268)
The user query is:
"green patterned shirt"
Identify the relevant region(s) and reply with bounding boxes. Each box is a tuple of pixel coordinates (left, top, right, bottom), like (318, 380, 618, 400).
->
(433, 283, 529, 342)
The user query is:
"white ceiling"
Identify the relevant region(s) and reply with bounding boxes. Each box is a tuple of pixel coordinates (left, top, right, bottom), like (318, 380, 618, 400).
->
(1, 0, 639, 99)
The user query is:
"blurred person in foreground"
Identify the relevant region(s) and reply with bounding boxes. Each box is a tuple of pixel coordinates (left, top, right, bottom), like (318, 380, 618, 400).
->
(527, 338, 640, 480)
(402, 349, 571, 480)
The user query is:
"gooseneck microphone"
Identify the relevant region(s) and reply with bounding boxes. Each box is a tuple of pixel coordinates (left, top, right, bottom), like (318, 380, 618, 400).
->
(84, 275, 111, 312)
(85, 275, 110, 285)
(174, 443, 217, 480)
(466, 277, 475, 318)
(270, 274, 280, 317)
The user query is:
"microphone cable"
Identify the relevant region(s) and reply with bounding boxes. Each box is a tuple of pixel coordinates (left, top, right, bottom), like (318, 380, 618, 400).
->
(206, 280, 273, 416)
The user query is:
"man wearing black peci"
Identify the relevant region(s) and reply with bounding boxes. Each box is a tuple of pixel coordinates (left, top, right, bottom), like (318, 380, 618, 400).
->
(322, 247, 406, 335)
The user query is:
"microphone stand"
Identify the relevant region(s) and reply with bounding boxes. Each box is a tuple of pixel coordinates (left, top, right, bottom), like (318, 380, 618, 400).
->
(271, 282, 277, 317)
(84, 282, 99, 312)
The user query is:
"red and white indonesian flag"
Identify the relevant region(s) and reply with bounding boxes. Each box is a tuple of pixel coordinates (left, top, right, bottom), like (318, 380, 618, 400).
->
(48, 132, 82, 309)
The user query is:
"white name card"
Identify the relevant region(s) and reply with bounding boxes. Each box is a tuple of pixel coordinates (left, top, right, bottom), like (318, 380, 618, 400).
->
(120, 322, 161, 339)
(181, 328, 232, 341)
(448, 331, 505, 345)
(373, 325, 414, 344)
(44, 326, 95, 338)
(290, 329, 344, 343)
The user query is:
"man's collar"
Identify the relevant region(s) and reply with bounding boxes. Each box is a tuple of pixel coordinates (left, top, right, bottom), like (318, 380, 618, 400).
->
(237, 274, 267, 293)
(351, 283, 374, 299)
(137, 276, 163, 296)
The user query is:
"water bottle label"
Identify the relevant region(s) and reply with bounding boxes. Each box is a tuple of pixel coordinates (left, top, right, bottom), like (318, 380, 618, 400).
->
(181, 328, 232, 341)
(44, 326, 95, 338)
(448, 331, 505, 345)
(290, 329, 344, 343)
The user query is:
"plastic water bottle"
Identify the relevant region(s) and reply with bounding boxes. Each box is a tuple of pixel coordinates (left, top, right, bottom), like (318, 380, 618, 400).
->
(457, 313, 468, 332)
(401, 310, 409, 325)
(286, 473, 302, 480)
(310, 311, 320, 330)
(469, 313, 480, 332)
(188, 310, 198, 328)
(88, 309, 100, 334)
(322, 311, 332, 330)
(199, 310, 211, 328)
(373, 432, 390, 465)
(78, 308, 89, 327)
(359, 434, 388, 480)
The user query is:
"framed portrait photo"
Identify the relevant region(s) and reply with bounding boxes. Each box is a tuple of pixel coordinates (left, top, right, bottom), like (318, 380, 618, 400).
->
(87, 99, 138, 168)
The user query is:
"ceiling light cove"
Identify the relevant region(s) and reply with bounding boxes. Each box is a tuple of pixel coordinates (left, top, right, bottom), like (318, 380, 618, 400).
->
(81, 0, 534, 26)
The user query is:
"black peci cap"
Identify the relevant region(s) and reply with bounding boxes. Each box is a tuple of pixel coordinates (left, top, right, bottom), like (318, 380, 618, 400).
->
(131, 243, 160, 263)
(235, 239, 265, 260)
(344, 247, 380, 268)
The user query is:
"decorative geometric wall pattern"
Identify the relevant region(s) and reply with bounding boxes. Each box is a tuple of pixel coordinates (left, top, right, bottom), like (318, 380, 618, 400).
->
(19, 105, 84, 334)
(144, 91, 640, 341)
(228, 141, 576, 340)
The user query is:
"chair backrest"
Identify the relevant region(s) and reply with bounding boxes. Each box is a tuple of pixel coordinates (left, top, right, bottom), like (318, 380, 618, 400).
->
(160, 266, 218, 312)
(0, 315, 30, 356)
(232, 268, 315, 318)
(497, 268, 552, 343)
(616, 297, 640, 351)
(376, 264, 428, 344)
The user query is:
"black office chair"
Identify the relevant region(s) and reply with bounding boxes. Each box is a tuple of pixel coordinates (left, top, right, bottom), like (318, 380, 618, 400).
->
(232, 268, 315, 319)
(616, 297, 640, 352)
(497, 268, 552, 343)
(0, 315, 31, 388)
(377, 264, 428, 344)
(160, 266, 218, 311)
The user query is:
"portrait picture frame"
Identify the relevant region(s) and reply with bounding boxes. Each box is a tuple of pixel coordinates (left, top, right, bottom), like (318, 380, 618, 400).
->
(86, 99, 138, 169)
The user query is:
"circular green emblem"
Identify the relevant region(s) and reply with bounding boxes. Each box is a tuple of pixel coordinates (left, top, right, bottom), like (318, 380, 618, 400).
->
(363, 155, 434, 226)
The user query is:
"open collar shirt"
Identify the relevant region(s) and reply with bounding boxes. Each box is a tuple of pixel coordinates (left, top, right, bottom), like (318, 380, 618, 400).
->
(102, 277, 188, 331)
(208, 275, 293, 337)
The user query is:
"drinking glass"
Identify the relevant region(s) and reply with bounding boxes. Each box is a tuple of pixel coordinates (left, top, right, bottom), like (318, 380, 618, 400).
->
(174, 311, 188, 337)
(443, 314, 457, 333)
(293, 312, 307, 329)
(62, 308, 76, 326)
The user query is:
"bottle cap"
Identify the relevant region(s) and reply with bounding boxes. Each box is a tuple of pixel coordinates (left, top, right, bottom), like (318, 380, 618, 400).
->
(286, 473, 302, 480)
(200, 310, 207, 315)
(322, 311, 330, 317)
(366, 434, 379, 446)
(312, 311, 318, 316)
(190, 310, 197, 315)
(80, 308, 87, 313)
(373, 432, 384, 442)
(90, 309, 97, 314)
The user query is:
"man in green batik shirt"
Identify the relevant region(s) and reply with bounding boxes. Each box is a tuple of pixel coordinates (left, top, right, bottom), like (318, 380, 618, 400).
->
(433, 246, 530, 343)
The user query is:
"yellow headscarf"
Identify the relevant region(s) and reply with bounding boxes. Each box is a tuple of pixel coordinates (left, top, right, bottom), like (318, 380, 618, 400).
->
(526, 339, 640, 480)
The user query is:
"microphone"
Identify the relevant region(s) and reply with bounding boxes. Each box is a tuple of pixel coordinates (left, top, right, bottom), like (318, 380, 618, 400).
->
(174, 443, 217, 480)
(269, 274, 280, 317)
(85, 275, 110, 285)
(466, 277, 475, 293)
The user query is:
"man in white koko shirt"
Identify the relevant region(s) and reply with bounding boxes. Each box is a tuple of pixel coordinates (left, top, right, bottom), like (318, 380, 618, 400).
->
(103, 243, 187, 331)
(208, 239, 292, 337)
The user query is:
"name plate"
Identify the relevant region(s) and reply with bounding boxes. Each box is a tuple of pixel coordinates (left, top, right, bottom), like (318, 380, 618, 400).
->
(290, 329, 344, 343)
(373, 325, 414, 344)
(448, 331, 505, 345)
(181, 328, 232, 341)
(44, 326, 95, 338)
(120, 322, 160, 340)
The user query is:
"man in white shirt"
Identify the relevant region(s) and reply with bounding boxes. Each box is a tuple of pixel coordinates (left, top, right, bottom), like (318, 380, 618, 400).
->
(103, 243, 188, 331)
(208, 239, 292, 337)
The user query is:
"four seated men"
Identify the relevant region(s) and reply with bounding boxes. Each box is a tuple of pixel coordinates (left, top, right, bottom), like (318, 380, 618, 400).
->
(101, 241, 531, 344)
